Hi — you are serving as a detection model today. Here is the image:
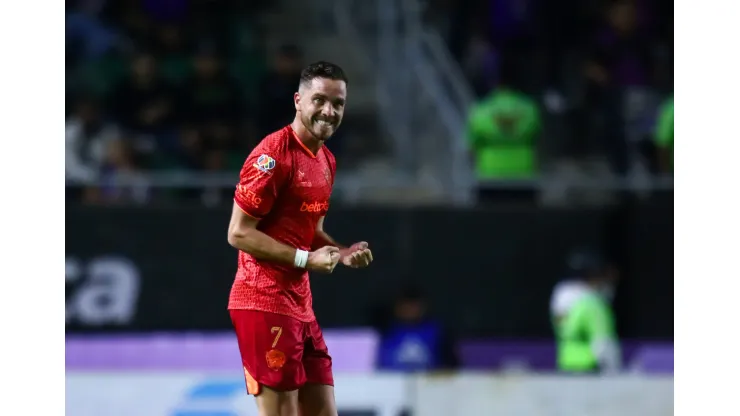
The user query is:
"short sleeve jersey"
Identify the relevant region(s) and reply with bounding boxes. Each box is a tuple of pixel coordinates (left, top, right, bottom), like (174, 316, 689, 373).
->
(228, 125, 336, 322)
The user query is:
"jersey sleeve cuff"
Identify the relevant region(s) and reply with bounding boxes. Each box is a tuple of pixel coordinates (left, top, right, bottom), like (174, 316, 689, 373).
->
(234, 198, 263, 220)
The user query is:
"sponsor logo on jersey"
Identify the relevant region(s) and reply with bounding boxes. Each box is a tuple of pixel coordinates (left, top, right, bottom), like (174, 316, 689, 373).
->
(300, 201, 330, 213)
(236, 186, 263, 208)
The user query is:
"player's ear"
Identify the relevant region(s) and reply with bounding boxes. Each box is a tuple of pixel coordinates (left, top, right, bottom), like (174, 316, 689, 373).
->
(293, 92, 301, 111)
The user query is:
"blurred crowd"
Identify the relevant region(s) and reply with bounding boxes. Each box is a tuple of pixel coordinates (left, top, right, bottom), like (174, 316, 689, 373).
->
(66, 0, 306, 203)
(437, 0, 674, 180)
(66, 0, 674, 204)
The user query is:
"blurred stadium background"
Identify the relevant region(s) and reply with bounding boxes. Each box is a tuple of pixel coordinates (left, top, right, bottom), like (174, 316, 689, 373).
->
(65, 0, 674, 414)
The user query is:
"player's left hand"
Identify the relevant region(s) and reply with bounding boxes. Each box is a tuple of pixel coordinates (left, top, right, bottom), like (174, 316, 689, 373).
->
(340, 241, 373, 268)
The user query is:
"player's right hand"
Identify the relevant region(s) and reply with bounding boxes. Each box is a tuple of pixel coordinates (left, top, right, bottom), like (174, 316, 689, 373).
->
(307, 246, 341, 273)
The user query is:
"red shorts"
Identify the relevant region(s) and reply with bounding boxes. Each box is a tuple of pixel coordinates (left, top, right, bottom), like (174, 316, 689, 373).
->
(230, 309, 334, 395)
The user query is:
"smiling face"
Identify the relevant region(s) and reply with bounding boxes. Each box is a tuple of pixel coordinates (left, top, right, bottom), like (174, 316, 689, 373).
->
(294, 77, 347, 141)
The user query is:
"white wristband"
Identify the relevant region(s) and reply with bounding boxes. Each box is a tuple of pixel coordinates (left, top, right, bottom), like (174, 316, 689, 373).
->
(294, 249, 309, 268)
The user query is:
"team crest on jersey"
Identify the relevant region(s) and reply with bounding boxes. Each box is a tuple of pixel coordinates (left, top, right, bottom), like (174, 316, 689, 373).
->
(253, 154, 276, 174)
(266, 349, 286, 370)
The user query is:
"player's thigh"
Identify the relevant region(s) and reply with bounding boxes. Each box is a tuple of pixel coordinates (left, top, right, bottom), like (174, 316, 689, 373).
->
(230, 309, 308, 394)
(298, 383, 337, 416)
(254, 385, 300, 416)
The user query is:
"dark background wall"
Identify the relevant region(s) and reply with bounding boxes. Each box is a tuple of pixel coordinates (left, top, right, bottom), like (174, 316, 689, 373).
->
(65, 194, 673, 340)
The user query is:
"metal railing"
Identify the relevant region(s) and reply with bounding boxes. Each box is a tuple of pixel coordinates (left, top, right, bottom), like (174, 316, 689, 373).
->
(332, 0, 412, 175)
(402, 0, 476, 204)
(331, 0, 477, 205)
(66, 173, 673, 192)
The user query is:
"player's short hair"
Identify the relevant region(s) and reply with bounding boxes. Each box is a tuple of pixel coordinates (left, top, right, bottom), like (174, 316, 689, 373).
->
(299, 61, 348, 88)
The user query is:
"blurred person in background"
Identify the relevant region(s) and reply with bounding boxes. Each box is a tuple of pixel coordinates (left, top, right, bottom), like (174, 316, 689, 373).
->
(66, 95, 124, 203)
(158, 123, 206, 172)
(550, 248, 621, 373)
(108, 50, 178, 137)
(181, 43, 244, 125)
(654, 94, 673, 174)
(460, 27, 499, 98)
(154, 23, 192, 86)
(256, 44, 304, 138)
(376, 286, 458, 372)
(586, 0, 653, 90)
(66, 95, 121, 185)
(93, 137, 150, 205)
(581, 0, 654, 175)
(465, 61, 541, 200)
(180, 43, 246, 172)
(66, 0, 119, 62)
(141, 0, 189, 27)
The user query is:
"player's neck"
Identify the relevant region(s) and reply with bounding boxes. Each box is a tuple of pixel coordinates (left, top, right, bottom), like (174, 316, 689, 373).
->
(290, 119, 324, 155)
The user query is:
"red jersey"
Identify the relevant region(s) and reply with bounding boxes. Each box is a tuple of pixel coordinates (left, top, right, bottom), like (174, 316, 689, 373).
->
(228, 125, 336, 322)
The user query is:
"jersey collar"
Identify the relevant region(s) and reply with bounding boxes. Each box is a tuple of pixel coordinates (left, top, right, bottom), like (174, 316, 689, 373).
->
(288, 126, 318, 158)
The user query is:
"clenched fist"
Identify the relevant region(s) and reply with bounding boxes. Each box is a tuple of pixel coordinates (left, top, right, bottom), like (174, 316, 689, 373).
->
(307, 246, 341, 273)
(340, 242, 373, 268)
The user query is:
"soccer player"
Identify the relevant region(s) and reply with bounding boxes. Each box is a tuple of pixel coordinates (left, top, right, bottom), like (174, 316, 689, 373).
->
(226, 61, 373, 416)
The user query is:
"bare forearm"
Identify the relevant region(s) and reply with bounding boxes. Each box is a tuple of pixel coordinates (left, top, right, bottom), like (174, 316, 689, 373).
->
(228, 228, 296, 266)
(312, 230, 345, 251)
